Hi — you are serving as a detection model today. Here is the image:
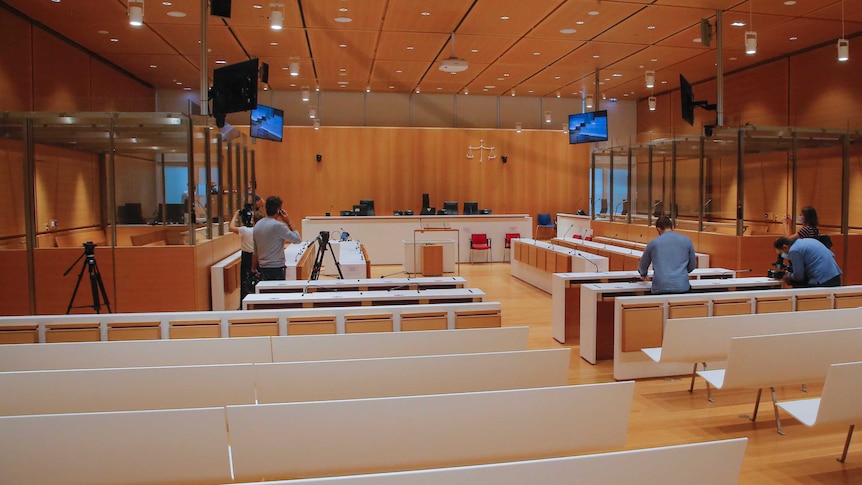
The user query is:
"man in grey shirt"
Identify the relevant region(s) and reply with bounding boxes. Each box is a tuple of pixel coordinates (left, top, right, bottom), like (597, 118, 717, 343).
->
(253, 195, 302, 281)
(638, 216, 696, 294)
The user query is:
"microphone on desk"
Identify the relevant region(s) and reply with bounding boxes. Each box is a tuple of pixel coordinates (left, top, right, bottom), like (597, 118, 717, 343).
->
(561, 225, 575, 239)
(572, 251, 600, 272)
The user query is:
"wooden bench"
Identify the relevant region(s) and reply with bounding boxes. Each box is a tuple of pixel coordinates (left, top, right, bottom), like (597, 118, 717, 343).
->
(697, 327, 862, 434)
(0, 407, 232, 485)
(0, 348, 569, 416)
(211, 250, 242, 311)
(611, 285, 862, 380)
(0, 326, 529, 371)
(226, 382, 635, 481)
(777, 361, 862, 462)
(53, 228, 107, 248)
(0, 301, 504, 342)
(642, 307, 862, 398)
(227, 438, 748, 485)
(510, 238, 608, 292)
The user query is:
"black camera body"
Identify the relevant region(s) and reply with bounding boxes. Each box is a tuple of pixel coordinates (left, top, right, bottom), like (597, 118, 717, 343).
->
(767, 254, 791, 279)
(239, 204, 254, 227)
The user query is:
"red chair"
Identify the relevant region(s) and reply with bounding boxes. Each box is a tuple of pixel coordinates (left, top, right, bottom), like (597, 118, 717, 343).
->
(504, 233, 520, 261)
(470, 233, 492, 263)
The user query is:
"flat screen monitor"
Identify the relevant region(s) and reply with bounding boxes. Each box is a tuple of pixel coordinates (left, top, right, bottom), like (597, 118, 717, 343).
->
(250, 104, 283, 142)
(680, 74, 695, 126)
(568, 110, 609, 144)
(164, 203, 185, 224)
(443, 201, 458, 215)
(463, 201, 479, 215)
(359, 199, 375, 216)
(212, 58, 259, 116)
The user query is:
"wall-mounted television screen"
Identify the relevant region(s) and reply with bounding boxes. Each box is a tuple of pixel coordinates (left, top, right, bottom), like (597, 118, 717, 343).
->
(212, 58, 259, 116)
(568, 110, 608, 144)
(250, 104, 284, 142)
(680, 74, 695, 126)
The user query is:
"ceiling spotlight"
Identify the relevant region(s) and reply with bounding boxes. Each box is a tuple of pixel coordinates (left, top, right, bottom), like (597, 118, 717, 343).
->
(313, 119, 320, 130)
(838, 39, 849, 62)
(585, 94, 594, 109)
(544, 111, 552, 124)
(744, 31, 757, 55)
(308, 106, 317, 119)
(645, 70, 655, 89)
(648, 96, 657, 111)
(515, 122, 522, 134)
(300, 86, 310, 102)
(129, 0, 144, 27)
(288, 58, 300, 77)
(562, 123, 568, 134)
(270, 4, 283, 30)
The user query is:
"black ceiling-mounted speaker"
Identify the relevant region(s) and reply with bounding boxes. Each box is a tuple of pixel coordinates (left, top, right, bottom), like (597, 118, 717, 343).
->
(211, 0, 232, 18)
(700, 19, 712, 48)
(260, 62, 269, 84)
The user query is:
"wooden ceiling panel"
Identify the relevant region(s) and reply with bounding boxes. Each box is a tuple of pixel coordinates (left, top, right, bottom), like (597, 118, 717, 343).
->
(381, 0, 472, 33)
(497, 38, 584, 66)
(307, 29, 379, 60)
(118, 54, 201, 89)
(436, 35, 518, 65)
(456, 0, 563, 36)
(376, 32, 450, 62)
(421, 64, 483, 85)
(555, 42, 645, 71)
(300, 0, 388, 30)
(511, 81, 568, 98)
(314, 58, 373, 81)
(223, 1, 304, 28)
(594, 5, 715, 45)
(371, 60, 431, 84)
(155, 24, 247, 58)
(415, 81, 470, 95)
(470, 63, 540, 88)
(529, 1, 646, 40)
(231, 28, 310, 60)
(85, 24, 178, 56)
(527, 65, 592, 87)
(367, 80, 416, 92)
(607, 45, 708, 72)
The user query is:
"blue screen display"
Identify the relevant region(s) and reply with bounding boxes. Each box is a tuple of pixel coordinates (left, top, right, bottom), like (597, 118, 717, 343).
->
(250, 104, 284, 142)
(568, 110, 608, 144)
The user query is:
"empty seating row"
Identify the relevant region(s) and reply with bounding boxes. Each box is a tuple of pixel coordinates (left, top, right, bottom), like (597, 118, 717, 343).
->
(0, 302, 503, 344)
(0, 383, 635, 484)
(0, 348, 570, 416)
(510, 238, 609, 293)
(242, 287, 485, 310)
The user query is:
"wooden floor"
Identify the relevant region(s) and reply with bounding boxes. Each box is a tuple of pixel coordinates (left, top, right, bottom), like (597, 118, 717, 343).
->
(369, 263, 862, 484)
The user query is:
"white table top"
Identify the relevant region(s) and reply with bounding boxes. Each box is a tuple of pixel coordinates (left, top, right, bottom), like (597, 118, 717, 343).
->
(256, 276, 467, 293)
(554, 268, 736, 282)
(581, 277, 780, 295)
(244, 288, 485, 309)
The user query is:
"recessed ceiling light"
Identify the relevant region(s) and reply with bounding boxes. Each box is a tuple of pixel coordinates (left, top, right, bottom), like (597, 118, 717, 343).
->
(693, 37, 702, 43)
(501, 16, 509, 20)
(253, 4, 262, 9)
(270, 42, 278, 46)
(97, 30, 109, 35)
(784, 1, 796, 5)
(471, 49, 478, 53)
(731, 21, 746, 27)
(184, 87, 191, 90)
(729, 57, 738, 61)
(651, 58, 658, 62)
(176, 81, 182, 85)
(560, 28, 576, 34)
(162, 1, 172, 5)
(334, 17, 352, 23)
(110, 38, 119, 42)
(588, 11, 599, 16)
(396, 69, 403, 73)
(339, 44, 347, 48)
(215, 60, 227, 64)
(421, 11, 430, 16)
(576, 21, 585, 25)
(528, 90, 534, 93)
(503, 73, 509, 77)
(437, 87, 443, 90)
(339, 7, 348, 12)
(647, 25, 655, 30)
(661, 80, 668, 84)
(533, 52, 541, 56)
(149, 64, 157, 68)
(612, 73, 622, 77)
(389, 85, 394, 89)
(167, 11, 186, 17)
(337, 81, 349, 84)
(484, 85, 496, 89)
(554, 76, 560, 80)
(592, 55, 600, 59)
(51, 0, 60, 3)
(789, 36, 798, 41)
(339, 68, 347, 72)
(406, 46, 414, 50)
(497, 77, 504, 81)
(290, 83, 296, 87)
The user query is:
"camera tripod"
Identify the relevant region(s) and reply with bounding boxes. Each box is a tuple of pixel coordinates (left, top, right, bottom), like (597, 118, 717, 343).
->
(64, 241, 112, 314)
(309, 231, 343, 280)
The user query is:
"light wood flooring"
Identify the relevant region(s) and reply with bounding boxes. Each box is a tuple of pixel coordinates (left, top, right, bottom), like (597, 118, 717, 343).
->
(369, 263, 862, 484)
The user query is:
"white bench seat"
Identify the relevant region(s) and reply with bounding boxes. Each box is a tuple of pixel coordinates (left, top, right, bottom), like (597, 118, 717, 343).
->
(696, 327, 862, 434)
(225, 438, 748, 485)
(777, 361, 862, 462)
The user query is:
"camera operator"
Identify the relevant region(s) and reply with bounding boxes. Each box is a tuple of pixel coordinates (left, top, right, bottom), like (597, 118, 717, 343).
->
(773, 236, 841, 288)
(229, 205, 260, 303)
(253, 196, 302, 281)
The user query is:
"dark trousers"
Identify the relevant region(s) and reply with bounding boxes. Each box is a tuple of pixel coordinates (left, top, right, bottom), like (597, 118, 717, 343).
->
(789, 274, 842, 288)
(258, 266, 286, 281)
(240, 251, 253, 301)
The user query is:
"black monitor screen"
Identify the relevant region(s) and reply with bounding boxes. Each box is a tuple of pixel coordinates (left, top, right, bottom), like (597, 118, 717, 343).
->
(680, 74, 695, 126)
(443, 201, 458, 215)
(359, 199, 375, 216)
(164, 203, 185, 224)
(463, 201, 479, 215)
(568, 110, 609, 144)
(212, 58, 259, 115)
(250, 104, 283, 142)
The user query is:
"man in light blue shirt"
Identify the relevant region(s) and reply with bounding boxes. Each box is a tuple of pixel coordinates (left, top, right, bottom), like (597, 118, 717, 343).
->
(638, 216, 697, 294)
(773, 236, 841, 287)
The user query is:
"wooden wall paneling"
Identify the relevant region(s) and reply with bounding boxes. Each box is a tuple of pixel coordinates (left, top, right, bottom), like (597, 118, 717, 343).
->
(194, 239, 214, 311)
(112, 246, 196, 313)
(0, 9, 33, 111)
(795, 146, 844, 229)
(844, 233, 862, 285)
(695, 232, 739, 270)
(0, 250, 31, 315)
(33, 247, 116, 315)
(90, 61, 131, 112)
(31, 29, 91, 111)
(0, 139, 26, 239)
(740, 152, 788, 226)
(114, 154, 158, 221)
(850, 149, 862, 229)
(723, 59, 789, 127)
(736, 235, 779, 275)
(127, 79, 155, 112)
(790, 43, 862, 130)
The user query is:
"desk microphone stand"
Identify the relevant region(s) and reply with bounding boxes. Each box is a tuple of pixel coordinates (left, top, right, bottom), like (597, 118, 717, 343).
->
(309, 231, 343, 280)
(64, 241, 112, 314)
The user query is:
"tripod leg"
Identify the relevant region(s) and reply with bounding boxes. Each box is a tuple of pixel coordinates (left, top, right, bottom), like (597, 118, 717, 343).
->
(310, 239, 326, 280)
(91, 261, 112, 313)
(66, 261, 88, 314)
(326, 241, 344, 279)
(88, 263, 102, 313)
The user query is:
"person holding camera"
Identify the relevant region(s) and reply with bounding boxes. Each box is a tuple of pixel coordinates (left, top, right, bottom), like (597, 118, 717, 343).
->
(253, 195, 302, 281)
(784, 206, 820, 241)
(229, 205, 260, 303)
(773, 236, 841, 288)
(638, 216, 697, 294)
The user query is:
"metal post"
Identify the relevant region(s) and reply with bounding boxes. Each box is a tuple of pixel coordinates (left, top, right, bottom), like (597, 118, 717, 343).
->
(200, 0, 209, 116)
(187, 118, 196, 245)
(216, 134, 225, 236)
(204, 125, 212, 240)
(736, 128, 745, 236)
(22, 117, 37, 314)
(715, 10, 724, 126)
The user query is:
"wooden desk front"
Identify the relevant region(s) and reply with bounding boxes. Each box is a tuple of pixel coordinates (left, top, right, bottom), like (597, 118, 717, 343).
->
(579, 277, 781, 364)
(243, 288, 486, 310)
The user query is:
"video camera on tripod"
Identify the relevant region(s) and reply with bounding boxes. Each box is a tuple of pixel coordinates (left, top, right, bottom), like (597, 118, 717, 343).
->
(309, 231, 343, 281)
(767, 254, 792, 279)
(64, 241, 111, 314)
